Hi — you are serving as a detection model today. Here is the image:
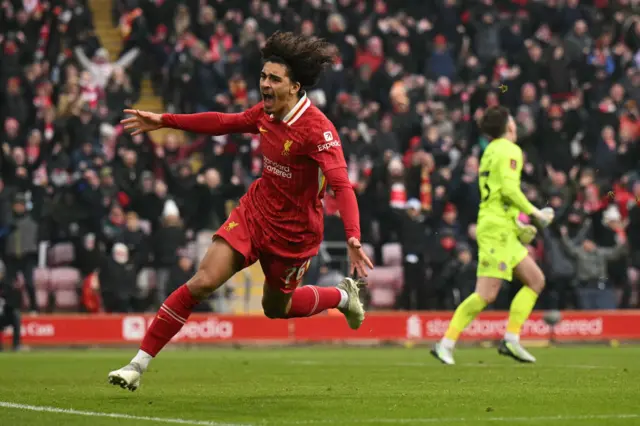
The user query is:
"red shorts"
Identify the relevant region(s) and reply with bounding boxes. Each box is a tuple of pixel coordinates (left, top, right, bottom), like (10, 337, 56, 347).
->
(214, 203, 313, 294)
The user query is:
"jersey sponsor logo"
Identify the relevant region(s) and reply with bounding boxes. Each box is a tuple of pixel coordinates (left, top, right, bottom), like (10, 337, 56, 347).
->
(317, 140, 341, 151)
(224, 221, 239, 232)
(259, 126, 268, 133)
(323, 131, 334, 142)
(282, 139, 293, 156)
(510, 159, 517, 170)
(263, 156, 292, 179)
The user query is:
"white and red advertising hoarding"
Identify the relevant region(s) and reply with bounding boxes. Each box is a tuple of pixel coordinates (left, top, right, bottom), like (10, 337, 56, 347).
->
(3, 311, 640, 346)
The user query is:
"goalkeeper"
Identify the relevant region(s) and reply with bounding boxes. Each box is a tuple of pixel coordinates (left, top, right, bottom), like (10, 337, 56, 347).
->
(431, 106, 554, 365)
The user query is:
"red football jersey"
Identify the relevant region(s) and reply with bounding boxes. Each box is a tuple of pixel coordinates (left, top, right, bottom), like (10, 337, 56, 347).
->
(163, 93, 351, 258)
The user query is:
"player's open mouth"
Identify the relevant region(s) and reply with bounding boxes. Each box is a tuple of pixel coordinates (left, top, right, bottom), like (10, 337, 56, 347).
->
(262, 93, 275, 107)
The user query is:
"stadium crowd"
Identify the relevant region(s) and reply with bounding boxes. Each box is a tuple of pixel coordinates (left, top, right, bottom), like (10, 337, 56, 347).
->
(0, 0, 639, 320)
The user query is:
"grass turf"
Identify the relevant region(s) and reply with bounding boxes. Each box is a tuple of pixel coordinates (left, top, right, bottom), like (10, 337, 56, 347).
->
(0, 346, 638, 426)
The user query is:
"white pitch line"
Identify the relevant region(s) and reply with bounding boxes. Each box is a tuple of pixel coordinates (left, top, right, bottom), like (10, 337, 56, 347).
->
(281, 413, 640, 424)
(0, 401, 251, 426)
(1, 401, 638, 425)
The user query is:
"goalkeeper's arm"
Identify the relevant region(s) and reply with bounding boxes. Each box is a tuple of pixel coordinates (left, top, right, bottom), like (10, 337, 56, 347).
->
(500, 156, 554, 228)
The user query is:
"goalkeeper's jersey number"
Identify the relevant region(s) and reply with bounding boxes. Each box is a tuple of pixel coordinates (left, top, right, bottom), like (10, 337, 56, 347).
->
(480, 170, 490, 202)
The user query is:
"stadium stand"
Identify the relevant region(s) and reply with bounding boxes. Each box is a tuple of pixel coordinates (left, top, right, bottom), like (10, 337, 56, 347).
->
(0, 0, 639, 314)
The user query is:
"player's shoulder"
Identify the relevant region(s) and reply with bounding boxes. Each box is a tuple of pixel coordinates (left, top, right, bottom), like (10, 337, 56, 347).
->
(294, 103, 341, 145)
(491, 138, 522, 156)
(296, 103, 336, 130)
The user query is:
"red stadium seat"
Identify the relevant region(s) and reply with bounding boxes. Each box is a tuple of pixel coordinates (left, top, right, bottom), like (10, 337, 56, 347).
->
(362, 243, 375, 264)
(365, 266, 403, 309)
(369, 287, 397, 308)
(50, 267, 81, 291)
(34, 267, 52, 290)
(54, 289, 79, 311)
(381, 243, 402, 267)
(47, 242, 75, 266)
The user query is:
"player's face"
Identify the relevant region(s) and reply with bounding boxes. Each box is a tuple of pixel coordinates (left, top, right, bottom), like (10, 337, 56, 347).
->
(260, 62, 300, 115)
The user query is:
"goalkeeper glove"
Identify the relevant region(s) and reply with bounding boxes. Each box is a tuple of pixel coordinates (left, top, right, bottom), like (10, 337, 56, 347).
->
(531, 207, 555, 228)
(516, 217, 538, 244)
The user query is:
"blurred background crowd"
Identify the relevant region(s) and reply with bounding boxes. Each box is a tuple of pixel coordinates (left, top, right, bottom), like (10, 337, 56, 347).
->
(0, 0, 639, 320)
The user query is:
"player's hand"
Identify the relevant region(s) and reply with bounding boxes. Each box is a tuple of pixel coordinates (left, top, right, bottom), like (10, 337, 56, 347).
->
(347, 237, 374, 278)
(515, 218, 537, 244)
(532, 207, 554, 228)
(121, 109, 163, 136)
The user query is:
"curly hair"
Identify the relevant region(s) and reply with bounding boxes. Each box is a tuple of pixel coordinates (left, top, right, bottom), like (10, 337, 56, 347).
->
(261, 31, 334, 89)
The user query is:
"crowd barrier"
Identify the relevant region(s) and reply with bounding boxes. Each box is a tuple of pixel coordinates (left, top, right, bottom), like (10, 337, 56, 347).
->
(3, 311, 640, 346)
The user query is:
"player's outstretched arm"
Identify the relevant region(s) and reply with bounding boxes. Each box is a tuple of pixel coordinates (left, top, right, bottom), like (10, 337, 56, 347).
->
(323, 167, 373, 277)
(121, 104, 261, 136)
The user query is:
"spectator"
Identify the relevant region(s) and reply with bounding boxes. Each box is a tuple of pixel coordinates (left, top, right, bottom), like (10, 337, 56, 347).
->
(98, 242, 137, 313)
(0, 262, 21, 351)
(4, 193, 39, 312)
(560, 224, 627, 310)
(152, 200, 187, 306)
(395, 199, 429, 310)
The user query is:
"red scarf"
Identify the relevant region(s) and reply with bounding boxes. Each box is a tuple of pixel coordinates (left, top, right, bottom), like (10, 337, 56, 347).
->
(420, 166, 432, 211)
(390, 182, 407, 209)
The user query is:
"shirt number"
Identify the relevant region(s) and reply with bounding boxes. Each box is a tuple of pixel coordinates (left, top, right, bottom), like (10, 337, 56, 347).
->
(284, 259, 312, 289)
(480, 170, 491, 202)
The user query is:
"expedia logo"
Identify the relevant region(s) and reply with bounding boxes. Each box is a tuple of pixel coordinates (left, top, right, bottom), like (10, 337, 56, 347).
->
(317, 141, 340, 151)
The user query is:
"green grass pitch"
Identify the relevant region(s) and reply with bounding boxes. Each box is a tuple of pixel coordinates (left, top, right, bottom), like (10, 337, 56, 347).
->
(0, 346, 639, 426)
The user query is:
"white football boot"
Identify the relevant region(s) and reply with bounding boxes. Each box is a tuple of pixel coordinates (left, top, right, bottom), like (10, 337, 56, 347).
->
(108, 362, 143, 391)
(336, 278, 367, 330)
(430, 342, 456, 365)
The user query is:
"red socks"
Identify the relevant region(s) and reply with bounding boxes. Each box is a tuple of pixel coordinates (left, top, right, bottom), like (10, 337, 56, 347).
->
(287, 286, 342, 317)
(140, 285, 342, 356)
(140, 285, 198, 357)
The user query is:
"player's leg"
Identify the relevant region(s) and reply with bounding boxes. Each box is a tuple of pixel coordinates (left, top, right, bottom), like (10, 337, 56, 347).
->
(431, 276, 502, 365)
(108, 237, 245, 391)
(108, 206, 255, 391)
(260, 255, 366, 329)
(498, 254, 545, 363)
(432, 230, 510, 365)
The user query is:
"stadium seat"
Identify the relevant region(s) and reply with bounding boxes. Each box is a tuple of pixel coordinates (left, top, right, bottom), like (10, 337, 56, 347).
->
(54, 289, 80, 311)
(381, 243, 402, 266)
(50, 267, 81, 291)
(369, 287, 397, 308)
(48, 242, 75, 266)
(362, 243, 374, 264)
(365, 266, 403, 309)
(34, 267, 52, 290)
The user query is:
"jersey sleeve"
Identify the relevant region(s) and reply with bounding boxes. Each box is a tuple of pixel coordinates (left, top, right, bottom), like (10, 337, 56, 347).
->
(307, 122, 359, 241)
(498, 145, 536, 215)
(161, 102, 262, 135)
(306, 125, 347, 173)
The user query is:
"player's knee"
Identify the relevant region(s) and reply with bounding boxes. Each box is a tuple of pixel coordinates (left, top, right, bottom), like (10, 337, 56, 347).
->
(480, 291, 499, 305)
(186, 268, 219, 299)
(529, 273, 546, 294)
(262, 299, 288, 319)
